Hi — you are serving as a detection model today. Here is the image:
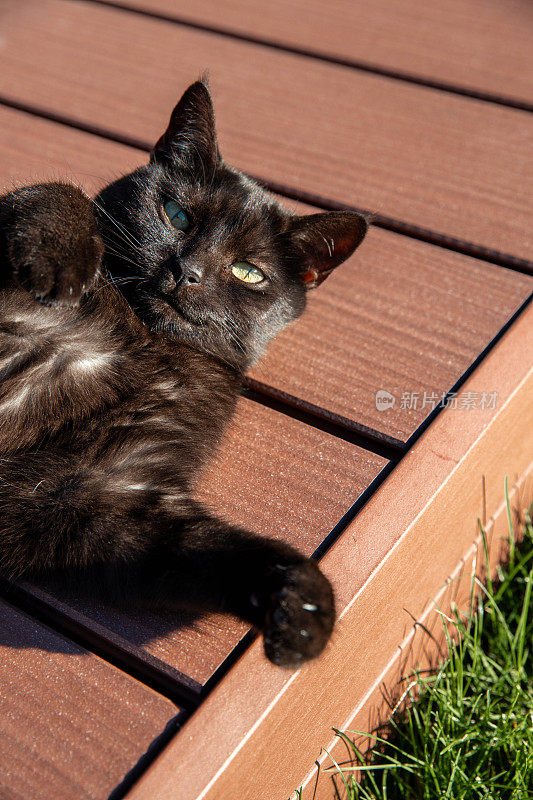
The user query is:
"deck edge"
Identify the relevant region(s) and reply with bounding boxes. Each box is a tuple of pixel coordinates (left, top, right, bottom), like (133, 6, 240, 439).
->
(298, 461, 533, 799)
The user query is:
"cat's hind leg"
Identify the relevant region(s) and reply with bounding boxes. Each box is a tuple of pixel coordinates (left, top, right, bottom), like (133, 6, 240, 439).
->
(0, 452, 145, 578)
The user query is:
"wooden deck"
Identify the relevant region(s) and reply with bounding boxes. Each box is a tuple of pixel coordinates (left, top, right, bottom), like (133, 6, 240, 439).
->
(0, 2, 531, 798)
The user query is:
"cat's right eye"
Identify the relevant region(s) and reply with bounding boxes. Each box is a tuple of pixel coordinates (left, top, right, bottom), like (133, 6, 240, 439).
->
(231, 262, 266, 285)
(164, 201, 190, 232)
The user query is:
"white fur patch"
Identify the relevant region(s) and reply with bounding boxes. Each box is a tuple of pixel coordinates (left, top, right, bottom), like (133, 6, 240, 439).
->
(0, 384, 31, 414)
(71, 352, 112, 374)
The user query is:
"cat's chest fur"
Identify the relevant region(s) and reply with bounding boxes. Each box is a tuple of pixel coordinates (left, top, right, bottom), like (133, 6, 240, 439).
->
(0, 284, 240, 480)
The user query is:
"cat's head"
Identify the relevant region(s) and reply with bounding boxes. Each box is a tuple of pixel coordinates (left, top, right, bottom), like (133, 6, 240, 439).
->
(96, 80, 367, 372)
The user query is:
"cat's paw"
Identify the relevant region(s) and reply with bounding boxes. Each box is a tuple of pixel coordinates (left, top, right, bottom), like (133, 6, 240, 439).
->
(17, 234, 103, 307)
(7, 183, 103, 307)
(262, 560, 335, 667)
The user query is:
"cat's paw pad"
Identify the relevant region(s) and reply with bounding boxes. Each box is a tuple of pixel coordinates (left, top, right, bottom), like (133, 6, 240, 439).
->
(263, 560, 335, 667)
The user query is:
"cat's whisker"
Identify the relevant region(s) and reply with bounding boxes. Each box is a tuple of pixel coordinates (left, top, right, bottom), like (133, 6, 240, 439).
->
(100, 242, 137, 262)
(91, 198, 144, 252)
(91, 196, 137, 241)
(219, 314, 248, 346)
(212, 316, 247, 355)
(100, 244, 146, 272)
(102, 228, 145, 259)
(111, 276, 148, 285)
(98, 233, 151, 272)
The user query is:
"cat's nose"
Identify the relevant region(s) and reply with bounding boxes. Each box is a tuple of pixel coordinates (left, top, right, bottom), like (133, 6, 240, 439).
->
(183, 269, 201, 285)
(165, 255, 202, 286)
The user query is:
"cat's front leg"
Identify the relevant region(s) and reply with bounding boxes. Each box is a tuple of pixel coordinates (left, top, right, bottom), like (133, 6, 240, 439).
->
(0, 452, 334, 665)
(1, 182, 102, 305)
(143, 505, 335, 667)
(258, 559, 335, 666)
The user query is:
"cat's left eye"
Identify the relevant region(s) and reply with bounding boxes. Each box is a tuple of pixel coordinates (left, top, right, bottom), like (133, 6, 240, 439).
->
(231, 262, 265, 285)
(164, 200, 190, 232)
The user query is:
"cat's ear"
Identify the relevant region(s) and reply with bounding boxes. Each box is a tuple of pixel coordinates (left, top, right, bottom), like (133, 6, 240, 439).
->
(288, 211, 368, 289)
(150, 80, 220, 172)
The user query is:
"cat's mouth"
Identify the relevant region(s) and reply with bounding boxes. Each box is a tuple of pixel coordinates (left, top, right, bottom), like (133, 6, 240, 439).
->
(156, 291, 205, 326)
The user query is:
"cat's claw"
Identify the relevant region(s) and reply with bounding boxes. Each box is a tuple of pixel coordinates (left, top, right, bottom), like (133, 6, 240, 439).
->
(263, 560, 335, 667)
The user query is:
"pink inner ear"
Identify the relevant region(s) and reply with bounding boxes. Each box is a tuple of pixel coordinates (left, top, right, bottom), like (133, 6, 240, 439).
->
(301, 266, 336, 289)
(328, 229, 364, 269)
(302, 269, 318, 285)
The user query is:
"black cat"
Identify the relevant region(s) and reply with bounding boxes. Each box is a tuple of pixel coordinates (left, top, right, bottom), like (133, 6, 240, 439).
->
(0, 81, 367, 666)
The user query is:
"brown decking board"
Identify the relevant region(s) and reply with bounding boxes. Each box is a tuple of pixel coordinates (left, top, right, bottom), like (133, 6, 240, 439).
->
(0, 599, 179, 800)
(249, 232, 532, 444)
(0, 106, 142, 198)
(0, 105, 530, 446)
(10, 398, 387, 696)
(102, 0, 533, 108)
(0, 1, 532, 265)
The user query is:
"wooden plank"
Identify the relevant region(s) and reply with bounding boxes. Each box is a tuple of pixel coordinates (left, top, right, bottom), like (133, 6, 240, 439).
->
(106, 0, 533, 107)
(126, 302, 533, 800)
(249, 229, 533, 444)
(13, 397, 387, 696)
(0, 1, 532, 263)
(0, 105, 142, 197)
(0, 599, 179, 800)
(0, 106, 531, 445)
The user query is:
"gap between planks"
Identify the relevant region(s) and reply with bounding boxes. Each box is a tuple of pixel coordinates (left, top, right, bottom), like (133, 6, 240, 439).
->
(81, 0, 533, 114)
(0, 576, 202, 709)
(244, 274, 532, 454)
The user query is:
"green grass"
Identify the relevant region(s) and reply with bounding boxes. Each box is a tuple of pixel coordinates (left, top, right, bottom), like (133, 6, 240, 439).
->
(325, 503, 533, 800)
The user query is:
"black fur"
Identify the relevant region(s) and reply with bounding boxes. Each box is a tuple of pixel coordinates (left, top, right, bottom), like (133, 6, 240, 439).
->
(0, 81, 367, 666)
